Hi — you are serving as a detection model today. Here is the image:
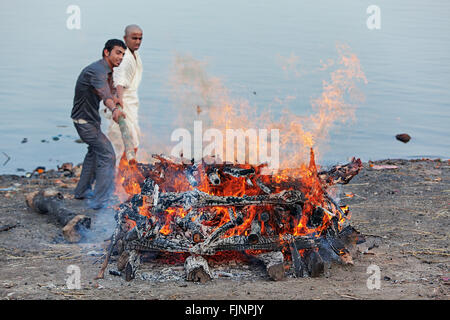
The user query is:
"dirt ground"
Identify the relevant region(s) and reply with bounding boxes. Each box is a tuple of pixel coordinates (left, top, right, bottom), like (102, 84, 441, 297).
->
(0, 159, 449, 300)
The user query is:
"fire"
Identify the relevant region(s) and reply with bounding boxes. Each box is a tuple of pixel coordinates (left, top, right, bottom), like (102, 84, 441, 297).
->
(111, 44, 365, 263)
(115, 147, 351, 245)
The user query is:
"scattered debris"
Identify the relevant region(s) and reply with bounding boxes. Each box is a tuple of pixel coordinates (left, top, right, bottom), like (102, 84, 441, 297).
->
(57, 163, 74, 177)
(109, 270, 122, 277)
(30, 166, 46, 177)
(87, 250, 103, 257)
(0, 224, 18, 232)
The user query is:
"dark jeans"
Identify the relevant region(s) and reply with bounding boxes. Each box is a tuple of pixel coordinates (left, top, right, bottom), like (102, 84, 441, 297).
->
(73, 122, 116, 206)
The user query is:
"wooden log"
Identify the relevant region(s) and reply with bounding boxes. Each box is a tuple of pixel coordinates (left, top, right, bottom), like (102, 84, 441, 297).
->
(247, 218, 261, 244)
(304, 249, 324, 277)
(290, 241, 308, 278)
(184, 255, 213, 283)
(318, 157, 362, 185)
(117, 251, 130, 272)
(222, 166, 255, 178)
(62, 215, 90, 243)
(207, 168, 221, 185)
(26, 189, 91, 243)
(117, 104, 136, 164)
(255, 251, 285, 281)
(147, 188, 305, 212)
(95, 208, 127, 279)
(125, 249, 141, 281)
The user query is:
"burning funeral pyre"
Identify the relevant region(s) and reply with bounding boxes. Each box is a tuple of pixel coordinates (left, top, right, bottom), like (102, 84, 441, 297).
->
(96, 149, 364, 282)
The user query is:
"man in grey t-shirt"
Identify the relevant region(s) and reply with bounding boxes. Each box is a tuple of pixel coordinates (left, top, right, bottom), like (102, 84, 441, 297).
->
(71, 39, 126, 210)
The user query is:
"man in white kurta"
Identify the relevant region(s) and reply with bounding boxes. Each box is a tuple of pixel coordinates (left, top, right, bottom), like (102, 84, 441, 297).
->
(107, 25, 143, 161)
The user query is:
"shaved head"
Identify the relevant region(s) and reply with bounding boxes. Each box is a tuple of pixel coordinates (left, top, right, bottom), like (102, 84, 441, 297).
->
(124, 24, 142, 36)
(123, 24, 143, 52)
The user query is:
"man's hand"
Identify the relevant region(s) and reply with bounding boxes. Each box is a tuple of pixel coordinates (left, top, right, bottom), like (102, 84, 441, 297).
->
(104, 98, 126, 123)
(112, 107, 126, 123)
(114, 96, 124, 109)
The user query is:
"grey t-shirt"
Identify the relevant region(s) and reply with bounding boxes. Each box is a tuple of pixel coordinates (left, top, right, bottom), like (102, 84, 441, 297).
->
(71, 58, 115, 125)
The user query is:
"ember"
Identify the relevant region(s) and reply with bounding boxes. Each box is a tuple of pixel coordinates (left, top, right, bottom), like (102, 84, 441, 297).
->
(96, 149, 364, 282)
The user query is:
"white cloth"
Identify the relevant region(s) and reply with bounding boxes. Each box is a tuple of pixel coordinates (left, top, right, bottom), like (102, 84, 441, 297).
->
(105, 47, 143, 155)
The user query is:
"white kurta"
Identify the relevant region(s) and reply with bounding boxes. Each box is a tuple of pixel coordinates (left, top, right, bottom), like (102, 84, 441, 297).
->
(106, 47, 143, 156)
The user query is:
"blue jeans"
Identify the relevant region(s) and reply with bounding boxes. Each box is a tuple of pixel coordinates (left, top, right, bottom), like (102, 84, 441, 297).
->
(74, 122, 116, 206)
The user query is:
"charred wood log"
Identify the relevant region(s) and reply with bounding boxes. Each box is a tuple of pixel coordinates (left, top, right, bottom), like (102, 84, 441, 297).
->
(124, 234, 317, 255)
(260, 211, 270, 223)
(136, 155, 361, 190)
(195, 208, 241, 252)
(126, 237, 193, 252)
(25, 189, 91, 243)
(144, 188, 305, 212)
(125, 249, 141, 281)
(95, 206, 129, 279)
(290, 241, 308, 278)
(318, 157, 362, 185)
(255, 178, 272, 194)
(304, 249, 325, 277)
(247, 218, 261, 245)
(222, 166, 255, 178)
(255, 251, 285, 281)
(185, 165, 199, 187)
(185, 255, 213, 283)
(207, 167, 221, 185)
(175, 211, 210, 243)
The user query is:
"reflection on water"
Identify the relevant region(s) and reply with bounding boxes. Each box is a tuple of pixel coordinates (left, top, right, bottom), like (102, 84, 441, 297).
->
(0, 0, 449, 174)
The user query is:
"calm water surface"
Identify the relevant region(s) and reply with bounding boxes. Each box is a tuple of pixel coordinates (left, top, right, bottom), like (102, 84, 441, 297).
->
(0, 0, 449, 174)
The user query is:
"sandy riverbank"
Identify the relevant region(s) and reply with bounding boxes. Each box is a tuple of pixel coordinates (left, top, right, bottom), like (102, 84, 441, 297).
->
(0, 159, 448, 300)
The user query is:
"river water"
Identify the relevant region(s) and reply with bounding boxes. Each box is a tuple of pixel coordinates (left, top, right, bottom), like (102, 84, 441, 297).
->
(1, 0, 449, 174)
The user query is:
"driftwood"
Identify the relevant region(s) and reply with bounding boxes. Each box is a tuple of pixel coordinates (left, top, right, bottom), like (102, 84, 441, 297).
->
(255, 251, 285, 281)
(185, 255, 213, 283)
(25, 189, 91, 243)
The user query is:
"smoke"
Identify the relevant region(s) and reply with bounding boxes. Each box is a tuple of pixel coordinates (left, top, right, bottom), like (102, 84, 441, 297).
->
(167, 43, 368, 170)
(80, 207, 117, 243)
